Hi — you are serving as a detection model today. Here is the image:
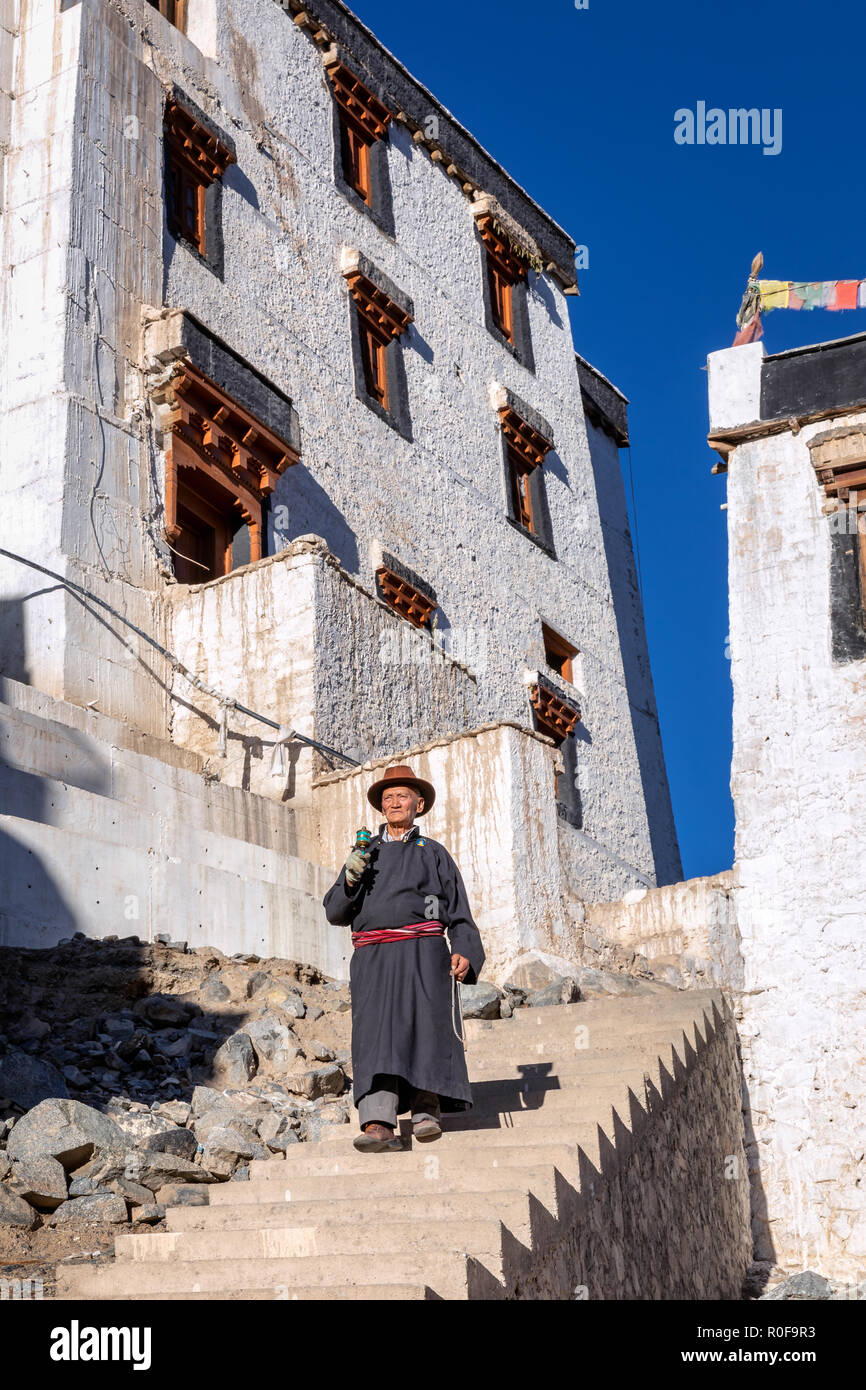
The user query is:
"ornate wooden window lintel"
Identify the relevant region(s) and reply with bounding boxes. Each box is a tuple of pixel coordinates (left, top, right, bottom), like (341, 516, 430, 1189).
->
(326, 59, 391, 206)
(325, 60, 392, 142)
(530, 678, 580, 745)
(376, 566, 437, 630)
(499, 405, 553, 468)
(346, 270, 413, 340)
(153, 363, 299, 582)
(478, 213, 528, 344)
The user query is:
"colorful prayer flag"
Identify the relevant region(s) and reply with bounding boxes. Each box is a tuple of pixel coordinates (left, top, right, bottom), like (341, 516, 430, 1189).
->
(759, 280, 790, 311)
(757, 278, 866, 312)
(830, 280, 859, 310)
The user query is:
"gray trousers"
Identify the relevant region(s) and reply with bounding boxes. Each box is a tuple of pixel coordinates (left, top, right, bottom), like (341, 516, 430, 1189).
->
(357, 1072, 441, 1129)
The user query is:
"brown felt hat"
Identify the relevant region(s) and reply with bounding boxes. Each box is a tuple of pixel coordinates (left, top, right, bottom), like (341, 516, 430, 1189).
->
(366, 763, 435, 815)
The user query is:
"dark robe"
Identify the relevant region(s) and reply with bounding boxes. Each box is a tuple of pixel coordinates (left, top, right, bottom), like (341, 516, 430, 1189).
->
(322, 821, 485, 1114)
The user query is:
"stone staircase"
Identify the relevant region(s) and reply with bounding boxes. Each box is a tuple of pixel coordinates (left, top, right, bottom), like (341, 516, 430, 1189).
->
(55, 987, 749, 1300)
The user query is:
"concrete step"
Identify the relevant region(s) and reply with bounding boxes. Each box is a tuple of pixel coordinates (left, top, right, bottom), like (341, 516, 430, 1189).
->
(465, 991, 721, 1032)
(55, 1250, 495, 1300)
(245, 1139, 586, 1181)
(207, 1162, 563, 1211)
(463, 1007, 716, 1047)
(165, 1187, 535, 1234)
(308, 1084, 653, 1143)
(112, 1215, 511, 1266)
(465, 1053, 673, 1088)
(52, 1284, 437, 1301)
(462, 1031, 705, 1065)
(271, 1117, 603, 1162)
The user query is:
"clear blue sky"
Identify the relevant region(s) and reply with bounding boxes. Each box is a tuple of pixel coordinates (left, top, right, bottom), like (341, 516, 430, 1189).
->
(350, 0, 866, 880)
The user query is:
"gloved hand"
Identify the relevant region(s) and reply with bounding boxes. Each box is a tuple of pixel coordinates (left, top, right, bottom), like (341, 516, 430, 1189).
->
(344, 846, 371, 888)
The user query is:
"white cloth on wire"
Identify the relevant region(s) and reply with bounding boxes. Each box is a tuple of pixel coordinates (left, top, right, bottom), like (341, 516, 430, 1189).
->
(217, 698, 237, 758)
(269, 725, 297, 779)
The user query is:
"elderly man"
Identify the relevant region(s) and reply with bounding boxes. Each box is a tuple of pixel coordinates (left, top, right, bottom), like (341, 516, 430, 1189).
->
(323, 763, 485, 1152)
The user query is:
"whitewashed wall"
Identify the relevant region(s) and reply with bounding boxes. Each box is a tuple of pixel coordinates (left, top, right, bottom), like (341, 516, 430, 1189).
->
(709, 343, 866, 1280)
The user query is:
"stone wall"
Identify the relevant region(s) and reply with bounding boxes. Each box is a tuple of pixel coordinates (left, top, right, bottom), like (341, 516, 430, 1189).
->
(506, 995, 752, 1299)
(584, 869, 741, 989)
(708, 338, 866, 1280)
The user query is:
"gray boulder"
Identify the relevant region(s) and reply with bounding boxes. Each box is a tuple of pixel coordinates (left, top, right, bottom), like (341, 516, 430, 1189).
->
(761, 1271, 834, 1300)
(144, 1127, 198, 1161)
(212, 1032, 257, 1084)
(154, 1184, 209, 1207)
(133, 994, 200, 1027)
(283, 1064, 345, 1101)
(525, 976, 581, 1008)
(245, 1014, 297, 1063)
(190, 1085, 225, 1117)
(47, 1193, 129, 1226)
(131, 1153, 213, 1191)
(200, 975, 231, 1003)
(457, 982, 502, 1020)
(201, 1124, 264, 1165)
(0, 1050, 69, 1109)
(0, 1185, 39, 1227)
(6, 1098, 126, 1169)
(131, 1204, 164, 1224)
(110, 1111, 178, 1147)
(17, 1015, 51, 1041)
(9, 1154, 68, 1210)
(157, 1100, 192, 1126)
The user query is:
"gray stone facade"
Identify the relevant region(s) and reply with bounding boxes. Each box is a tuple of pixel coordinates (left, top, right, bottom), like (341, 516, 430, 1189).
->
(0, 0, 680, 923)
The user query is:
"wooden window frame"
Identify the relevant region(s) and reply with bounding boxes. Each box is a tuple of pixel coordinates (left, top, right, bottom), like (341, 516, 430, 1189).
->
(500, 405, 553, 539)
(164, 99, 235, 259)
(812, 440, 866, 630)
(152, 362, 299, 584)
(358, 313, 390, 409)
(507, 443, 535, 531)
(376, 566, 437, 630)
(478, 215, 527, 346)
(147, 0, 186, 32)
(326, 60, 391, 210)
(541, 623, 578, 684)
(345, 268, 412, 417)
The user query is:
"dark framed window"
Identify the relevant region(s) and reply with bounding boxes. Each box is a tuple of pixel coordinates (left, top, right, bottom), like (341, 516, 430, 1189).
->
(326, 59, 394, 230)
(164, 99, 235, 268)
(147, 0, 185, 30)
(339, 119, 373, 204)
(542, 623, 578, 684)
(358, 313, 390, 409)
(477, 214, 534, 368)
(811, 439, 866, 662)
(153, 362, 299, 584)
(500, 406, 555, 552)
(344, 263, 413, 436)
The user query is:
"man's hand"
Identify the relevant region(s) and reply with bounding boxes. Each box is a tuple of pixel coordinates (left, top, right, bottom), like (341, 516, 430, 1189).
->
(450, 953, 470, 982)
(344, 847, 370, 887)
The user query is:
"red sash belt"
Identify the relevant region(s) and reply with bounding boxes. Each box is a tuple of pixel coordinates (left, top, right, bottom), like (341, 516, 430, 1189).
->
(352, 919, 445, 948)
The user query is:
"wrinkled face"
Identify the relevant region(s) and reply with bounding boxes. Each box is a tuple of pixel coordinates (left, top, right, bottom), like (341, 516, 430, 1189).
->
(381, 785, 423, 826)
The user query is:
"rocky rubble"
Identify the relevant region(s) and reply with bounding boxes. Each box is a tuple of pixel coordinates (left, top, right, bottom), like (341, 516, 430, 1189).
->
(0, 931, 676, 1279)
(0, 933, 356, 1262)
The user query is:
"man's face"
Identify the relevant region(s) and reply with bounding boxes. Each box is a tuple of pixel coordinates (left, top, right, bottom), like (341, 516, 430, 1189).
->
(381, 785, 422, 828)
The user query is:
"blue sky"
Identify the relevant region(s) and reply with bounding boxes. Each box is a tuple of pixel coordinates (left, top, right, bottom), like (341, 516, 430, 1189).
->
(351, 0, 866, 880)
